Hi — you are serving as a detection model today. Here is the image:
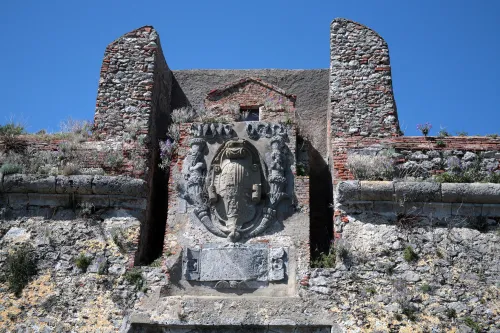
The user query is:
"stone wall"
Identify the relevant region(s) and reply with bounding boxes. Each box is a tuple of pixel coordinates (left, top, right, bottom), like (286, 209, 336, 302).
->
(320, 180, 500, 332)
(93, 26, 172, 144)
(92, 25, 173, 264)
(329, 18, 400, 140)
(0, 135, 147, 178)
(331, 136, 500, 182)
(0, 215, 148, 332)
(0, 174, 147, 220)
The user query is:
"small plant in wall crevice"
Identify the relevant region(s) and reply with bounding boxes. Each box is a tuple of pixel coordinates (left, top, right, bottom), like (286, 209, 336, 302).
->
(403, 245, 419, 262)
(416, 122, 432, 137)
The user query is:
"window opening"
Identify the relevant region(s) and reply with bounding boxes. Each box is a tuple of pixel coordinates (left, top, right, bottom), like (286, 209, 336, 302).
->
(239, 107, 260, 121)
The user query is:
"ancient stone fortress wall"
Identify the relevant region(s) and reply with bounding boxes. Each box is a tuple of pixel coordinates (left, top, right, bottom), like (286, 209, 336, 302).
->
(329, 18, 400, 140)
(0, 17, 499, 333)
(331, 136, 500, 181)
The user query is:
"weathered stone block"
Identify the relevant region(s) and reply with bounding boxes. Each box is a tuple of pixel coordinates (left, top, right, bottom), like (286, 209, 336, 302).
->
(335, 180, 360, 203)
(56, 175, 93, 194)
(442, 183, 500, 204)
(451, 203, 482, 217)
(0, 193, 7, 207)
(74, 195, 110, 209)
(109, 195, 147, 210)
(372, 201, 404, 218)
(421, 202, 452, 219)
(28, 193, 71, 207)
(481, 204, 500, 217)
(394, 182, 441, 202)
(463, 183, 500, 204)
(359, 181, 394, 201)
(344, 201, 373, 214)
(92, 176, 147, 197)
(7, 193, 29, 208)
(441, 183, 469, 203)
(3, 174, 56, 193)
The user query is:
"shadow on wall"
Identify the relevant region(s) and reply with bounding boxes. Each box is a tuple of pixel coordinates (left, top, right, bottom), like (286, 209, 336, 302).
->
(309, 146, 333, 257)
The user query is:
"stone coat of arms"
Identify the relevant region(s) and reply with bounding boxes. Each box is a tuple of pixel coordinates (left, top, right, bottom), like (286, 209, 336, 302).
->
(181, 134, 288, 241)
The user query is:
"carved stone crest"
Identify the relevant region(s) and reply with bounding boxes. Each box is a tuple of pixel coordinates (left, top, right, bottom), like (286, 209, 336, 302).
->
(208, 140, 263, 241)
(181, 135, 289, 242)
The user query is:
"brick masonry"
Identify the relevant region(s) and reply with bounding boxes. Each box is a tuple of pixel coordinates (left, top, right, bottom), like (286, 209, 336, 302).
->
(204, 78, 296, 123)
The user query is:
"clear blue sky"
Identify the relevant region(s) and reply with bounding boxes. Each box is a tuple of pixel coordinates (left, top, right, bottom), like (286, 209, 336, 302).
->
(0, 0, 499, 136)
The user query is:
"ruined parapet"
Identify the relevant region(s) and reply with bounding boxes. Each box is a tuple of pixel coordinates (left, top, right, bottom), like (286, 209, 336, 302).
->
(93, 26, 172, 144)
(329, 18, 400, 140)
(93, 26, 173, 263)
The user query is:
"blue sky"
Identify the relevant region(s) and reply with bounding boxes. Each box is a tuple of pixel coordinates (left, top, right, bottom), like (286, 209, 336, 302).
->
(0, 0, 498, 136)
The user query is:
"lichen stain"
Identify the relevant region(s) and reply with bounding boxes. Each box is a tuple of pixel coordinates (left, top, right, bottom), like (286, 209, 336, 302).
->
(0, 271, 55, 332)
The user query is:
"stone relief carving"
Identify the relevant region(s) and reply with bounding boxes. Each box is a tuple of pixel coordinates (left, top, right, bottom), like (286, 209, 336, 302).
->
(246, 122, 287, 140)
(190, 123, 234, 139)
(182, 138, 208, 207)
(181, 133, 290, 241)
(183, 243, 287, 284)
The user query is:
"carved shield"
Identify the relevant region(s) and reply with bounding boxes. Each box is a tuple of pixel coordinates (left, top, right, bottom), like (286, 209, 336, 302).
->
(211, 140, 262, 240)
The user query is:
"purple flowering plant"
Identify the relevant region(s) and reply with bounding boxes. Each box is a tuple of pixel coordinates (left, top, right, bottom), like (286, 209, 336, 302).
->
(416, 123, 432, 137)
(159, 138, 176, 171)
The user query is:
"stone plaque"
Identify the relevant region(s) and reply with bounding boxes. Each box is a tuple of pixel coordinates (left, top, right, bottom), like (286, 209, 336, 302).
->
(183, 244, 287, 285)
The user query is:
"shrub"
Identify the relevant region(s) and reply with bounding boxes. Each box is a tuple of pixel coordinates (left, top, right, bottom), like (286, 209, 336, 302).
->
(416, 123, 432, 137)
(484, 172, 500, 183)
(486, 133, 498, 139)
(445, 308, 457, 319)
(437, 128, 450, 137)
(0, 163, 22, 175)
(112, 230, 127, 254)
(4, 244, 37, 296)
(24, 149, 58, 175)
(159, 138, 177, 172)
(0, 122, 25, 136)
(456, 131, 468, 137)
(171, 107, 197, 123)
(104, 150, 124, 169)
(346, 154, 394, 180)
(420, 283, 431, 293)
(61, 163, 80, 176)
(365, 286, 377, 295)
(296, 163, 308, 176)
(311, 248, 335, 268)
(60, 118, 92, 136)
(435, 140, 446, 147)
(124, 268, 144, 290)
(463, 317, 481, 332)
(74, 253, 92, 272)
(401, 304, 418, 321)
(149, 257, 163, 267)
(403, 246, 419, 262)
